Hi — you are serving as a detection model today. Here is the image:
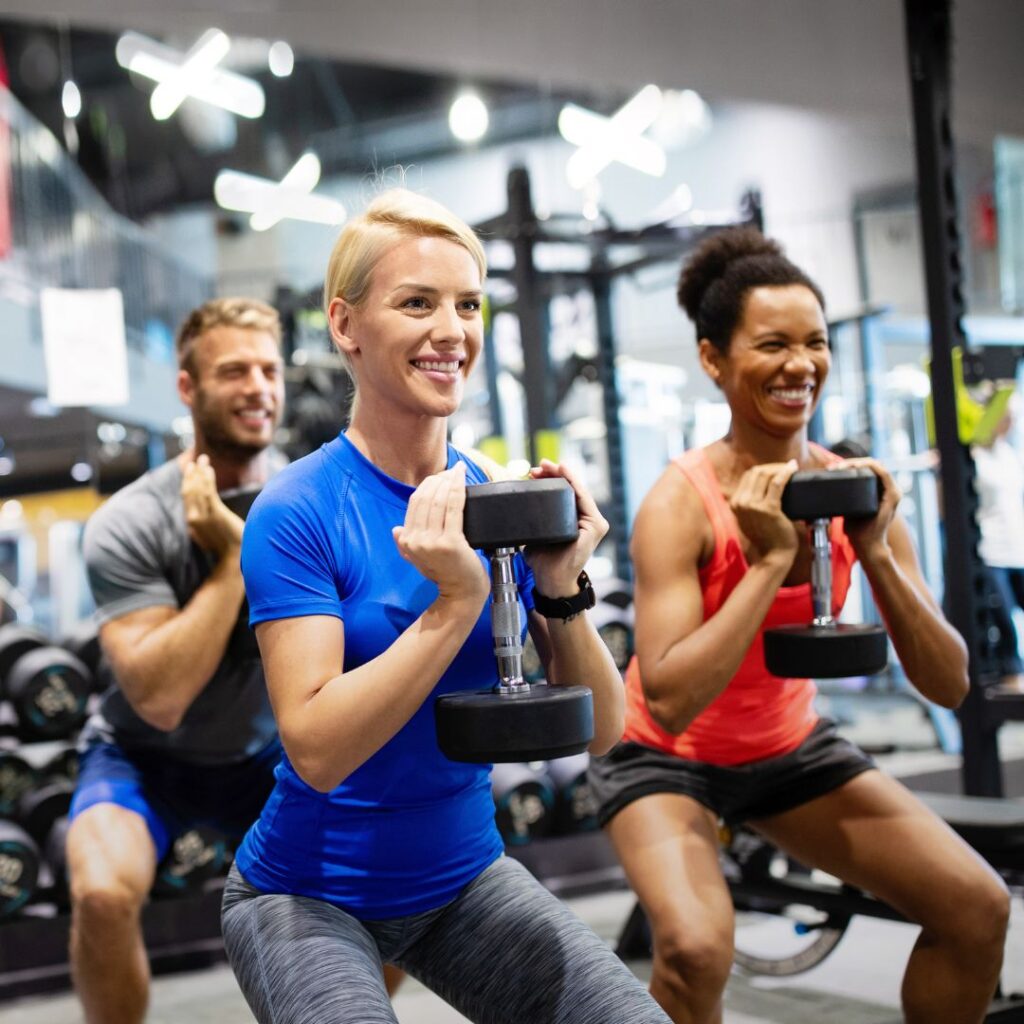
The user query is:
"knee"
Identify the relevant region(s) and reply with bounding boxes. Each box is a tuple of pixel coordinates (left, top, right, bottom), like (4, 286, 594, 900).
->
(71, 877, 145, 937)
(927, 872, 1010, 955)
(653, 921, 734, 997)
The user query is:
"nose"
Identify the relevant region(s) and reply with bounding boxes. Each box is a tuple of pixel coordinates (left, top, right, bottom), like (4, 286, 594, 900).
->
(430, 301, 467, 346)
(242, 365, 275, 396)
(783, 346, 816, 376)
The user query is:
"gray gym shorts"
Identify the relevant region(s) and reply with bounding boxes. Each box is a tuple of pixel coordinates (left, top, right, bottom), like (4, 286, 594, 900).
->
(588, 717, 875, 828)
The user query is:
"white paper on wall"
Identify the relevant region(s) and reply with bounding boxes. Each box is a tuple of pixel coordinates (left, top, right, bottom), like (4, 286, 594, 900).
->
(40, 287, 130, 407)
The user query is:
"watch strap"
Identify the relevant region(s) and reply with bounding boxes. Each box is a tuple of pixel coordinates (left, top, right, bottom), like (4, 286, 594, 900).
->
(532, 570, 596, 622)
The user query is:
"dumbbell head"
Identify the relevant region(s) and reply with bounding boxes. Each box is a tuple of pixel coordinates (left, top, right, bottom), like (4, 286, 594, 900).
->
(463, 478, 578, 550)
(781, 468, 880, 522)
(435, 684, 594, 763)
(546, 752, 599, 834)
(764, 623, 888, 678)
(59, 619, 103, 680)
(7, 647, 92, 741)
(592, 603, 634, 673)
(0, 624, 48, 688)
(151, 826, 229, 899)
(0, 751, 38, 819)
(0, 820, 40, 918)
(18, 777, 74, 847)
(491, 762, 555, 845)
(44, 815, 71, 910)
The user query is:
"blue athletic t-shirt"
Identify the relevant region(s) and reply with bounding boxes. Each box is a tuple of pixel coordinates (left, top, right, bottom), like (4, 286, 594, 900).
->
(234, 432, 534, 918)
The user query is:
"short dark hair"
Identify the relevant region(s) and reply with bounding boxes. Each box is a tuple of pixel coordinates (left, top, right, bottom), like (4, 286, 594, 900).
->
(677, 227, 825, 353)
(175, 297, 282, 376)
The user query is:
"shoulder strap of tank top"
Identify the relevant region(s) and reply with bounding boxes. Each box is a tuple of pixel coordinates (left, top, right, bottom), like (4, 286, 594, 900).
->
(671, 448, 736, 555)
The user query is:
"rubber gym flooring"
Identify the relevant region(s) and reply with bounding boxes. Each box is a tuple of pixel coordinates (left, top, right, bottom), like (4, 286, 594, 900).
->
(4, 726, 1023, 1023)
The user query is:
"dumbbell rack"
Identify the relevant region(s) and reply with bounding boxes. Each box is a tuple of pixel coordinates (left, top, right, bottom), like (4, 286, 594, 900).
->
(0, 621, 232, 1003)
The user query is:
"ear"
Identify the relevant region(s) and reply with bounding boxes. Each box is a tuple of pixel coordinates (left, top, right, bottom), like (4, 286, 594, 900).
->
(328, 297, 359, 361)
(697, 338, 724, 389)
(177, 368, 196, 409)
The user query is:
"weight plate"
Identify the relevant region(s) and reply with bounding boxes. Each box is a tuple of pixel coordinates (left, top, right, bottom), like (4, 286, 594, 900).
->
(0, 624, 48, 692)
(0, 820, 39, 918)
(6, 647, 91, 741)
(764, 623, 888, 678)
(463, 479, 578, 550)
(781, 469, 880, 522)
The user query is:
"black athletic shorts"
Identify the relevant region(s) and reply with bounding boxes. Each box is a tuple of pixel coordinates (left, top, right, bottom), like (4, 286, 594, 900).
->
(588, 717, 875, 828)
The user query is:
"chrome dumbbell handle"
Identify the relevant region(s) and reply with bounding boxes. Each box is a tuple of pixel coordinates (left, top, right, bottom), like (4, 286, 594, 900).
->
(490, 548, 528, 694)
(809, 518, 835, 627)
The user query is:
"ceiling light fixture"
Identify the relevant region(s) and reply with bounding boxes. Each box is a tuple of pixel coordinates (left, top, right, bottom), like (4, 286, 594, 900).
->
(449, 91, 489, 143)
(214, 152, 347, 231)
(268, 41, 294, 78)
(558, 84, 666, 189)
(116, 29, 265, 121)
(61, 80, 82, 119)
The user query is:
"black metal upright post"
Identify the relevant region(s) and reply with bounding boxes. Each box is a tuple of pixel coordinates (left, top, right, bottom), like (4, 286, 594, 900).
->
(507, 167, 555, 465)
(589, 261, 631, 580)
(903, 0, 1002, 795)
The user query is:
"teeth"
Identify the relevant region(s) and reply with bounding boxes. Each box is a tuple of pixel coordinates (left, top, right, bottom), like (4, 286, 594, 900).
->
(770, 387, 812, 400)
(414, 360, 460, 372)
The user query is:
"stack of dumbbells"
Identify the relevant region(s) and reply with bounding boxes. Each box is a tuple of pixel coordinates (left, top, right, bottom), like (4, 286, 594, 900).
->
(0, 622, 229, 926)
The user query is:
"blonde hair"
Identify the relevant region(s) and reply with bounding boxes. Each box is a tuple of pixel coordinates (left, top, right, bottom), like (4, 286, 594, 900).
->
(175, 297, 282, 376)
(323, 190, 486, 315)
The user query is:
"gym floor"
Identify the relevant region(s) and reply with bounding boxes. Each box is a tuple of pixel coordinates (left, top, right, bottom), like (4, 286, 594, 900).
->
(4, 718, 1023, 1024)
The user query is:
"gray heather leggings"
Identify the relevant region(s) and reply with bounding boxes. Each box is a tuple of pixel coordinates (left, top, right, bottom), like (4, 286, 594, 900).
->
(222, 857, 670, 1024)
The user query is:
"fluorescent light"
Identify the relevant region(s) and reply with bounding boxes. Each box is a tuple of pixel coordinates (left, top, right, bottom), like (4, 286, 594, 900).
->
(449, 91, 489, 143)
(61, 80, 82, 119)
(150, 29, 230, 121)
(214, 153, 346, 231)
(117, 29, 265, 121)
(268, 41, 294, 77)
(558, 85, 666, 189)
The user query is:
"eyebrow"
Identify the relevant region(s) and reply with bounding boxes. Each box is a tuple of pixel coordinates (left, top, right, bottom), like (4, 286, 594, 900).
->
(391, 283, 482, 297)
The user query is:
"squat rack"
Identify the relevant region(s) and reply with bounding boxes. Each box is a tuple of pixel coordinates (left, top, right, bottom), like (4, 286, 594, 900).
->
(904, 0, 1023, 797)
(475, 167, 762, 579)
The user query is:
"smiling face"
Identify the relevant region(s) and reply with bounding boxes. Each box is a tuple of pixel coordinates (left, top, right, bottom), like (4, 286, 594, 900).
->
(179, 325, 285, 460)
(700, 284, 830, 438)
(329, 235, 483, 421)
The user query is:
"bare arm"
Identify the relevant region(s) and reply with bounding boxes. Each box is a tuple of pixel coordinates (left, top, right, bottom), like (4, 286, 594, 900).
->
(635, 461, 799, 734)
(842, 458, 969, 708)
(259, 463, 490, 793)
(522, 460, 624, 753)
(99, 456, 246, 731)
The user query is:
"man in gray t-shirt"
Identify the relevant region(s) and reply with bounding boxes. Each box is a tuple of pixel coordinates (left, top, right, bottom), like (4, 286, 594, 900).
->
(66, 297, 287, 1024)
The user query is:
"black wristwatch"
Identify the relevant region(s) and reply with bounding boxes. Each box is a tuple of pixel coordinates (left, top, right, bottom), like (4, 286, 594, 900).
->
(532, 571, 596, 623)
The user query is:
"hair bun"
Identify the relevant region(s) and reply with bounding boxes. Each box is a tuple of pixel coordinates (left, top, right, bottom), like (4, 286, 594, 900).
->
(677, 227, 782, 323)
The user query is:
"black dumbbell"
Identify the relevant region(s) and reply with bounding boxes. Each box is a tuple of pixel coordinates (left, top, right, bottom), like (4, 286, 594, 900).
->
(593, 604, 634, 674)
(0, 819, 40, 919)
(547, 752, 599, 834)
(0, 624, 47, 685)
(434, 479, 594, 763)
(763, 468, 888, 678)
(18, 777, 75, 848)
(491, 762, 555, 846)
(44, 814, 71, 910)
(151, 826, 229, 899)
(59, 620, 103, 682)
(6, 647, 92, 741)
(43, 745, 80, 784)
(0, 750, 38, 820)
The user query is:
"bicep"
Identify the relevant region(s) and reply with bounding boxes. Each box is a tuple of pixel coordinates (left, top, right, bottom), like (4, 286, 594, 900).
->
(255, 615, 345, 730)
(100, 604, 177, 675)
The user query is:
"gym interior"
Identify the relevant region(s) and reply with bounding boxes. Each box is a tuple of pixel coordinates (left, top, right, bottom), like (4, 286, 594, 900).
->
(0, 1, 1022, 1022)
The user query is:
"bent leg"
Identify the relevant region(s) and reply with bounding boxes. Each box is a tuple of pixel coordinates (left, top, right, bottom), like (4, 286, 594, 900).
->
(754, 770, 1010, 1024)
(67, 804, 158, 1024)
(400, 856, 671, 1024)
(221, 866, 398, 1024)
(606, 794, 734, 1024)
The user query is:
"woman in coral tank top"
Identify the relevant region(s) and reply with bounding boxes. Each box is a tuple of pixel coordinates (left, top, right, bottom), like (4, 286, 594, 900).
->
(588, 227, 1008, 1024)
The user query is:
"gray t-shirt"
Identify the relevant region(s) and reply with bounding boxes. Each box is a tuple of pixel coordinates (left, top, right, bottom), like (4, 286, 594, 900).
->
(81, 458, 279, 764)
